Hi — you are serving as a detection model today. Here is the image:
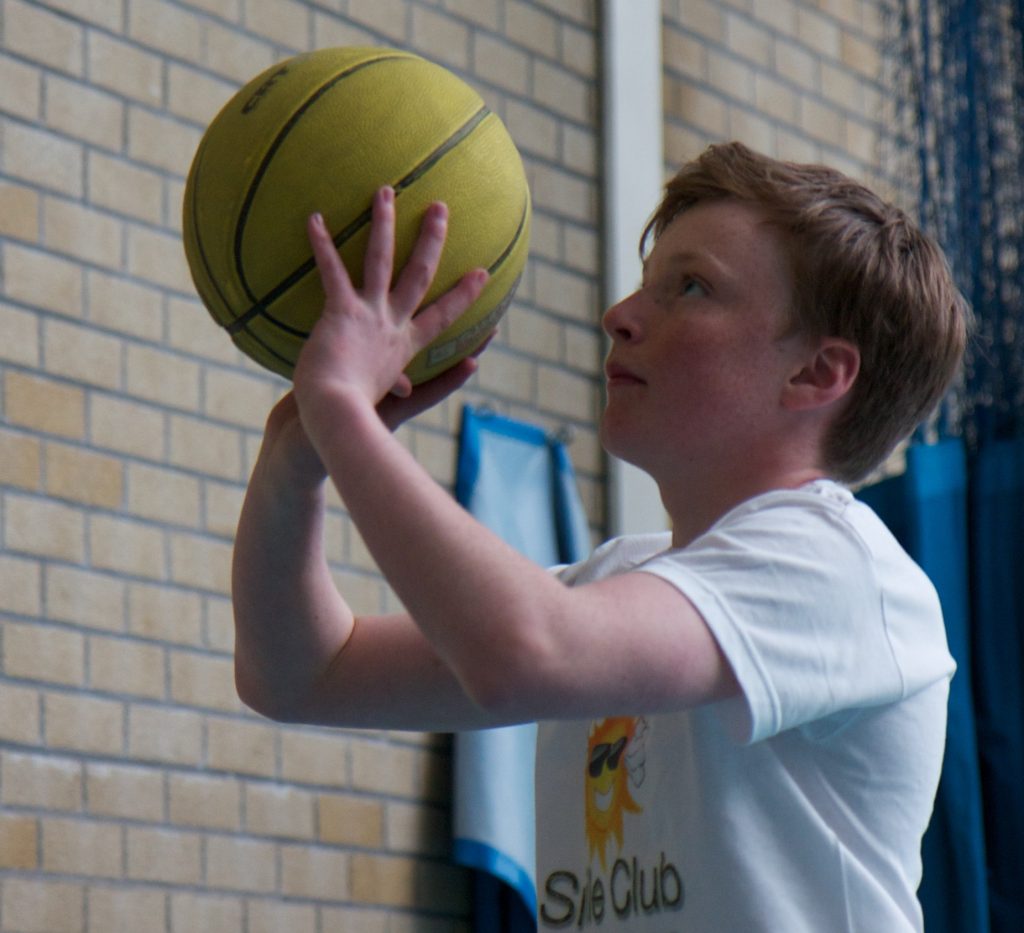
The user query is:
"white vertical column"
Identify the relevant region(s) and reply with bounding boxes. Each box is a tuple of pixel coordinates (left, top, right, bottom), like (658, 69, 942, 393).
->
(601, 0, 668, 535)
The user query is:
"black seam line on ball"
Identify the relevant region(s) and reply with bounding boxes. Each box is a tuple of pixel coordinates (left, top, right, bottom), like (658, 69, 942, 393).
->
(229, 52, 408, 323)
(226, 104, 493, 338)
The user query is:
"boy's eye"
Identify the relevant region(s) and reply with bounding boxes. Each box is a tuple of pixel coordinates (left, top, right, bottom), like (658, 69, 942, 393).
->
(680, 277, 706, 297)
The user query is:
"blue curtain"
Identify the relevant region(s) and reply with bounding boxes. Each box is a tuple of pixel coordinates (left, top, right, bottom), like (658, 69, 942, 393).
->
(452, 405, 591, 933)
(860, 438, 1024, 932)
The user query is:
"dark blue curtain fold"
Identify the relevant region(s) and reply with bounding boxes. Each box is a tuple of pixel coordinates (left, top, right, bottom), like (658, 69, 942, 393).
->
(860, 437, 1024, 932)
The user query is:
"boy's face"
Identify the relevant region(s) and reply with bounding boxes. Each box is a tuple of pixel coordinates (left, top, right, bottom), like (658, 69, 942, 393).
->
(600, 199, 811, 479)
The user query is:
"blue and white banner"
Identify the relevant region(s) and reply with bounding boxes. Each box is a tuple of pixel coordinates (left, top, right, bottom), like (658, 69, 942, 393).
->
(453, 405, 591, 925)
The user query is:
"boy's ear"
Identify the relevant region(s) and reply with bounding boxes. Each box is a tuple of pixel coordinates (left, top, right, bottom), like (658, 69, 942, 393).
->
(783, 338, 860, 411)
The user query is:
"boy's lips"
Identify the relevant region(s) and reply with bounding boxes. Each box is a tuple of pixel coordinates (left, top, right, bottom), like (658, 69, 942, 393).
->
(605, 362, 645, 386)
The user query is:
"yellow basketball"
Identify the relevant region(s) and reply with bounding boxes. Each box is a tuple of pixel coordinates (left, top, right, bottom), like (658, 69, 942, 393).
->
(182, 46, 531, 384)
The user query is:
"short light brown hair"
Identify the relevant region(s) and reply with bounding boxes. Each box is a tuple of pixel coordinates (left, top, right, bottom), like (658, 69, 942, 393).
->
(642, 141, 971, 483)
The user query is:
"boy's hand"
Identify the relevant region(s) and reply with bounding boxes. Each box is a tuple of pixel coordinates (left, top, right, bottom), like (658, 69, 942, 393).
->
(293, 186, 489, 417)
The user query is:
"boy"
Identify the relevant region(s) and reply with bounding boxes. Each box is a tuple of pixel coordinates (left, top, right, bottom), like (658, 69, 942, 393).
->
(232, 142, 969, 931)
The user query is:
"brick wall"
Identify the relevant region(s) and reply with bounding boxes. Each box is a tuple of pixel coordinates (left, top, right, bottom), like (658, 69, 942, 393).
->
(0, 1, 891, 930)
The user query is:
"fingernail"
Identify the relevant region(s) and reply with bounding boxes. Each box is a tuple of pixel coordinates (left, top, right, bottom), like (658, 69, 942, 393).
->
(312, 211, 325, 229)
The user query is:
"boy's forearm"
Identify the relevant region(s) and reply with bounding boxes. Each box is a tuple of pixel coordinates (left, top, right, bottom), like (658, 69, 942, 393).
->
(232, 469, 354, 720)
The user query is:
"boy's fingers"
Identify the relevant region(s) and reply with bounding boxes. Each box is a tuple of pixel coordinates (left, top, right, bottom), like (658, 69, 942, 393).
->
(307, 213, 357, 308)
(391, 202, 449, 314)
(363, 186, 396, 297)
(411, 268, 489, 345)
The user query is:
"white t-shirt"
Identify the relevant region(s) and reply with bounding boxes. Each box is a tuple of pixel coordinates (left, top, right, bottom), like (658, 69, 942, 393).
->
(535, 481, 954, 932)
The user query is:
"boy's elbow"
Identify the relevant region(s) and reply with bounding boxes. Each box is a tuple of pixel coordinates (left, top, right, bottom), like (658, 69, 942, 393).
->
(234, 662, 305, 724)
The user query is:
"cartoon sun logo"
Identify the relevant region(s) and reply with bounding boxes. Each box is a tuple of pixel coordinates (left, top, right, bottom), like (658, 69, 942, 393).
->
(585, 717, 646, 870)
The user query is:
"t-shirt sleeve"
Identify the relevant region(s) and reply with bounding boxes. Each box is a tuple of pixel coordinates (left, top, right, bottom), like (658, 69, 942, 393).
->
(635, 497, 951, 744)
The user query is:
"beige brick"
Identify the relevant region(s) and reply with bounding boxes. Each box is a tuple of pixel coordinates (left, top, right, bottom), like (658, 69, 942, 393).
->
(506, 307, 561, 362)
(127, 825, 202, 884)
(821, 61, 864, 110)
(169, 531, 233, 594)
(0, 426, 41, 489)
(410, 428, 456, 485)
(3, 119, 84, 199)
(4, 242, 84, 316)
(88, 887, 169, 933)
(125, 462, 200, 527)
(385, 799, 448, 856)
(529, 163, 596, 223)
(89, 514, 166, 579)
(206, 835, 277, 892)
(42, 816, 122, 878)
(90, 634, 167, 699)
(128, 703, 203, 763)
(86, 762, 164, 821)
(167, 62, 237, 126)
(0, 53, 42, 119)
(245, 0, 311, 52)
(707, 47, 754, 100)
(45, 691, 124, 755)
(563, 225, 599, 275)
(538, 363, 597, 421)
(724, 11, 773, 66)
(754, 72, 799, 123)
(800, 94, 846, 146)
(124, 342, 200, 409)
(128, 0, 203, 60)
(0, 553, 42, 616)
(280, 843, 349, 900)
(170, 892, 244, 933)
(0, 303, 40, 368)
(207, 716, 278, 776)
(776, 37, 819, 90)
(472, 33, 529, 96)
(505, 100, 558, 160)
(43, 318, 122, 390)
(128, 582, 203, 645)
(245, 782, 316, 839)
(411, 7, 470, 69)
(168, 772, 241, 829)
(43, 0, 123, 30)
(5, 0, 84, 75)
(204, 594, 235, 653)
(476, 347, 534, 402)
(168, 296, 246, 364)
(664, 26, 706, 81)
(561, 124, 598, 176)
(280, 729, 350, 788)
(186, 0, 241, 18)
(442, 0, 499, 28)
(668, 80, 729, 137)
(349, 853, 418, 908)
(203, 366, 278, 429)
(346, 0, 411, 44)
(506, 1, 557, 57)
(533, 59, 593, 124)
(128, 105, 202, 177)
(204, 479, 245, 538)
(318, 792, 383, 847)
(88, 31, 163, 107)
(169, 414, 242, 479)
(169, 648, 238, 710)
(561, 22, 598, 77)
(89, 393, 166, 460)
(2, 878, 84, 933)
(797, 6, 842, 57)
(246, 899, 317, 933)
(3, 751, 82, 810)
(201, 20, 276, 84)
(44, 74, 124, 150)
(4, 621, 85, 686)
(0, 813, 39, 869)
(534, 263, 598, 321)
(730, 106, 777, 155)
(45, 442, 124, 509)
(127, 222, 195, 291)
(0, 182, 40, 242)
(88, 152, 164, 225)
(0, 683, 42, 744)
(844, 116, 878, 165)
(4, 493, 86, 562)
(350, 740, 447, 803)
(86, 270, 164, 340)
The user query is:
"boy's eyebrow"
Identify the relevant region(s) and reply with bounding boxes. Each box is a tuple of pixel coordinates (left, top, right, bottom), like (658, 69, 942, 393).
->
(649, 247, 733, 280)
